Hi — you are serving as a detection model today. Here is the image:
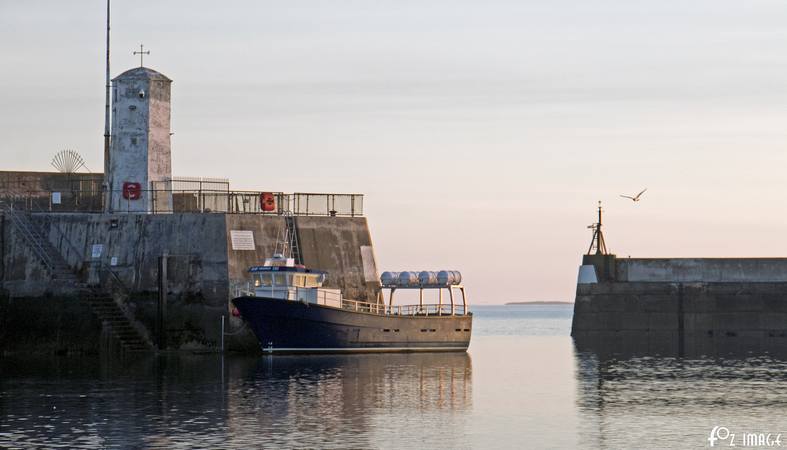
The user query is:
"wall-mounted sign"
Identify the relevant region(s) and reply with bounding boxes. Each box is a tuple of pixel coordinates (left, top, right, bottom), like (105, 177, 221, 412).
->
(51, 192, 61, 204)
(91, 244, 104, 259)
(230, 230, 255, 251)
(110, 256, 118, 266)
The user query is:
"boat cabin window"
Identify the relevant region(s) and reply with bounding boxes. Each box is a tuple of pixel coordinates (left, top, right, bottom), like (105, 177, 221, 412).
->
(253, 271, 323, 288)
(254, 273, 272, 287)
(304, 274, 323, 288)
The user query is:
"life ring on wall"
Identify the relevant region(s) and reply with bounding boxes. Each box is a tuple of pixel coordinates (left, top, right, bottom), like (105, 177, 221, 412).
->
(260, 192, 276, 212)
(122, 182, 142, 200)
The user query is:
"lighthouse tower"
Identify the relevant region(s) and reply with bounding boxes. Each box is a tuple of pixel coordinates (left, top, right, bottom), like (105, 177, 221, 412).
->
(107, 66, 172, 212)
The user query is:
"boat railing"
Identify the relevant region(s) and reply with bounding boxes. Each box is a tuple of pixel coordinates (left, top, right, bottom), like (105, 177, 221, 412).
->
(230, 282, 343, 307)
(340, 298, 470, 316)
(231, 281, 255, 298)
(312, 288, 343, 308)
(231, 280, 470, 316)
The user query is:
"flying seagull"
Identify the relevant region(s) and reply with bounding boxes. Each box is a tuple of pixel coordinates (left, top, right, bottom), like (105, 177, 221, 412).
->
(620, 188, 647, 202)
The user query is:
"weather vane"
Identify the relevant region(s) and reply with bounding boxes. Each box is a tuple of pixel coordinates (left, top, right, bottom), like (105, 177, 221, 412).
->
(133, 43, 150, 67)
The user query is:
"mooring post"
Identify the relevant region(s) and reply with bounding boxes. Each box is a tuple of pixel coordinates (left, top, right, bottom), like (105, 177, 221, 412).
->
(157, 252, 168, 350)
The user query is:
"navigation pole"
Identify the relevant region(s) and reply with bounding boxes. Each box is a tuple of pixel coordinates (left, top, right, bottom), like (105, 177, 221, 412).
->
(586, 201, 608, 255)
(103, 0, 111, 212)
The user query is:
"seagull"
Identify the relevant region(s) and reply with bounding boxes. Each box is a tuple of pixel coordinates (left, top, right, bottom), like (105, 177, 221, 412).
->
(620, 188, 647, 202)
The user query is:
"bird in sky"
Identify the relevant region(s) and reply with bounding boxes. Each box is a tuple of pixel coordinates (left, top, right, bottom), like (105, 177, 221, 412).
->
(620, 188, 647, 202)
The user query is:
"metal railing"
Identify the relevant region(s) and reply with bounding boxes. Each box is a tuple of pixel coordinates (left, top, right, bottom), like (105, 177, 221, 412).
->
(341, 298, 469, 316)
(0, 189, 364, 217)
(2, 208, 56, 272)
(292, 193, 363, 217)
(232, 283, 343, 306)
(230, 282, 470, 316)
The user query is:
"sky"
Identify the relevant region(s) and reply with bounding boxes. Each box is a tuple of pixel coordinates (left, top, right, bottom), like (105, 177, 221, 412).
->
(2, 0, 787, 303)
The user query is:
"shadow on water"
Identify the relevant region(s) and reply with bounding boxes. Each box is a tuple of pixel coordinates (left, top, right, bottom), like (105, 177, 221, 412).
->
(0, 352, 472, 449)
(573, 339, 787, 449)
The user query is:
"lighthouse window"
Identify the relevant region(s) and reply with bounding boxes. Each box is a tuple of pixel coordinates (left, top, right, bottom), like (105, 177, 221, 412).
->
(130, 137, 138, 145)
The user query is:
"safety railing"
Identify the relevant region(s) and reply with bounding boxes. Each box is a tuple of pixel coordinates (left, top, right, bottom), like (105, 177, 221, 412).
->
(230, 282, 470, 316)
(0, 190, 364, 217)
(2, 208, 56, 272)
(292, 193, 363, 217)
(231, 283, 344, 307)
(341, 298, 469, 316)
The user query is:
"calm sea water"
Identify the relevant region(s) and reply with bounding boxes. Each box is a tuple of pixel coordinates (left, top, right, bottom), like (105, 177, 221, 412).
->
(3, 304, 787, 449)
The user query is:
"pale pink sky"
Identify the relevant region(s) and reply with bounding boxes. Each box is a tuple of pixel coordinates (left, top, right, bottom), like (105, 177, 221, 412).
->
(2, 0, 787, 303)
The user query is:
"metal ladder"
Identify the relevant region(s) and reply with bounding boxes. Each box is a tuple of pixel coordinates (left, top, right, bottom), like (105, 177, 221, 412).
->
(279, 212, 303, 264)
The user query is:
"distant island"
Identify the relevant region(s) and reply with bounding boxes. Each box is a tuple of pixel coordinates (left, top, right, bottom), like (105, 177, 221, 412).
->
(505, 301, 574, 305)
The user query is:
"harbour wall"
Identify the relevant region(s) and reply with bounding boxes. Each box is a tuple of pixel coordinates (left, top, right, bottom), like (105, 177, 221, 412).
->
(572, 256, 787, 355)
(1, 212, 381, 354)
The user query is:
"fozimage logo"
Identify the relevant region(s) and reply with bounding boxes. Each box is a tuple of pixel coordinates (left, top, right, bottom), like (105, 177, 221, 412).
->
(708, 426, 783, 447)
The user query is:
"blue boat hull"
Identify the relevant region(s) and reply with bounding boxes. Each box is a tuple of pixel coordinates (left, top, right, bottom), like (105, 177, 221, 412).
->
(232, 296, 472, 353)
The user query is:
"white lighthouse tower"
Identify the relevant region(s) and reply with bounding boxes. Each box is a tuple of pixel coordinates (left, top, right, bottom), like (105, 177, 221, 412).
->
(107, 65, 173, 212)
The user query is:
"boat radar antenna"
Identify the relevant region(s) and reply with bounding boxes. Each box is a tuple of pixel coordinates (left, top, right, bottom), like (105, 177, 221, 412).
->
(586, 201, 609, 255)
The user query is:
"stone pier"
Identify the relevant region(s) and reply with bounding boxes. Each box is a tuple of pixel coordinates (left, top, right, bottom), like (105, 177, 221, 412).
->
(0, 212, 380, 354)
(572, 256, 787, 355)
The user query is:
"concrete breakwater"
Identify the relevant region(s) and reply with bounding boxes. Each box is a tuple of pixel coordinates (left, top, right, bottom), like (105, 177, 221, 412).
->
(571, 256, 787, 356)
(1, 212, 380, 354)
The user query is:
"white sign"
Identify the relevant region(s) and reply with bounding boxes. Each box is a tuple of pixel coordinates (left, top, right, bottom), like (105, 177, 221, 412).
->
(230, 230, 255, 251)
(110, 256, 118, 266)
(91, 244, 104, 259)
(51, 192, 61, 204)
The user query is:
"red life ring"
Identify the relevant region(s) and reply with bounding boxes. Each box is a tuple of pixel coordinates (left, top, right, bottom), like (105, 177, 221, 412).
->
(122, 182, 142, 200)
(260, 192, 276, 212)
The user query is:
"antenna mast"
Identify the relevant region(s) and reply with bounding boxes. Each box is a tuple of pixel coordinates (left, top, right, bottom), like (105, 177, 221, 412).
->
(103, 0, 111, 212)
(586, 201, 609, 255)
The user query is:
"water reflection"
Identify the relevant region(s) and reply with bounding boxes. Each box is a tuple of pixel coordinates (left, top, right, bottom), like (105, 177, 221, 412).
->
(575, 345, 787, 449)
(574, 334, 787, 360)
(0, 352, 472, 449)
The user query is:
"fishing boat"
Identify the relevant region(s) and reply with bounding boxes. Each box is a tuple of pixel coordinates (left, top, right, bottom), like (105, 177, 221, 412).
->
(231, 254, 472, 353)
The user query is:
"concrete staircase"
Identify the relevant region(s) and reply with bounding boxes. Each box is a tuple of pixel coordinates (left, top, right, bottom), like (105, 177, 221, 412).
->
(4, 209, 79, 283)
(3, 209, 156, 353)
(82, 291, 153, 352)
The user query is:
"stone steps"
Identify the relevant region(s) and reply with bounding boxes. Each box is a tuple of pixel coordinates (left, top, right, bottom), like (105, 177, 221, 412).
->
(4, 210, 156, 353)
(82, 293, 154, 352)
